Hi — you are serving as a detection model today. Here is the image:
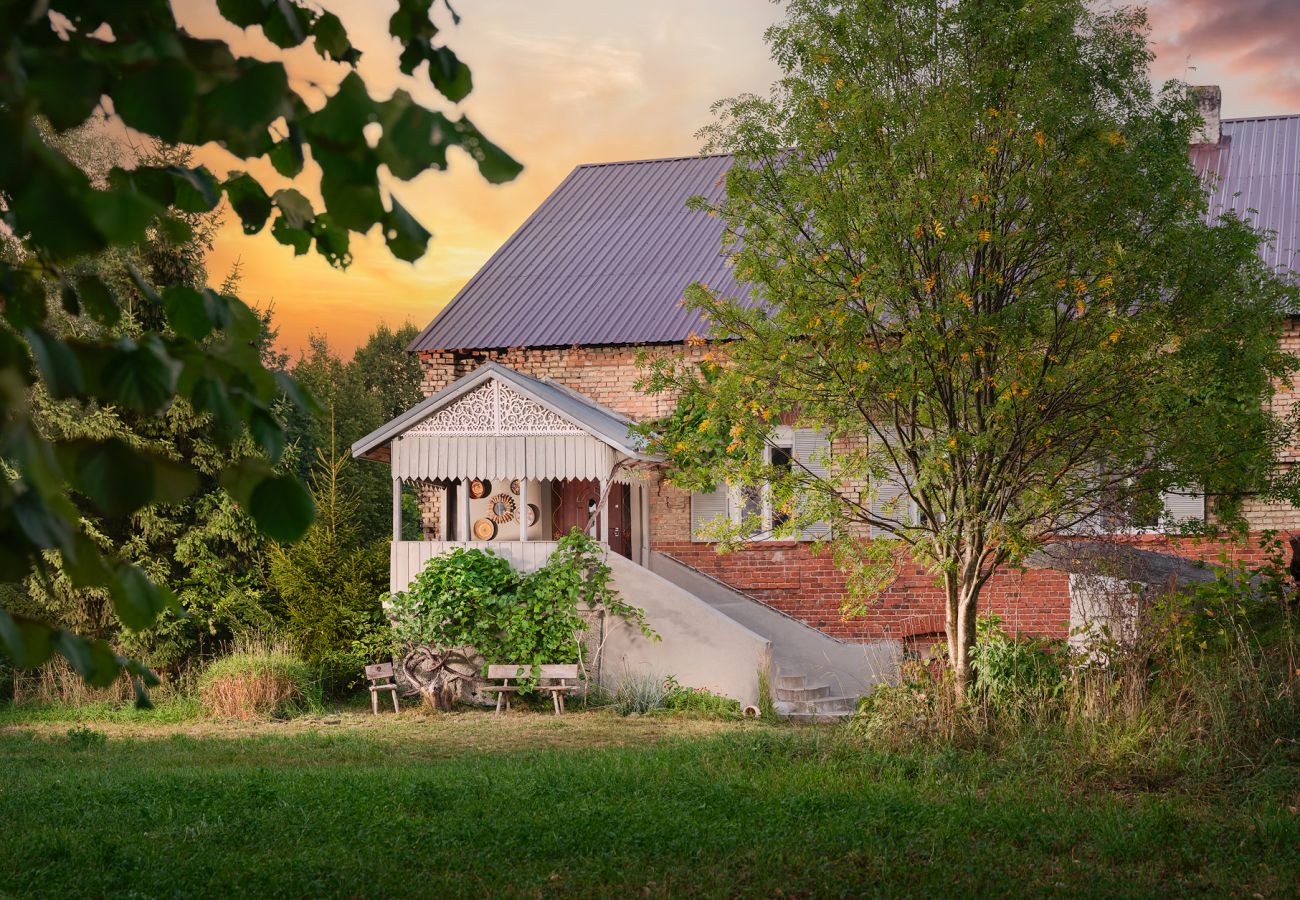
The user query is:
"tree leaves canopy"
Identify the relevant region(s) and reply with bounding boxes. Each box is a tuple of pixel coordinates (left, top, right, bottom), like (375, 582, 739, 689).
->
(0, 0, 521, 694)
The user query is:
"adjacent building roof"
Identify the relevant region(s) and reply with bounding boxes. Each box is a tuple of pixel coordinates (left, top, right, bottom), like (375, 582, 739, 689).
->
(1193, 115, 1300, 280)
(351, 361, 651, 460)
(411, 115, 1300, 354)
(409, 153, 741, 352)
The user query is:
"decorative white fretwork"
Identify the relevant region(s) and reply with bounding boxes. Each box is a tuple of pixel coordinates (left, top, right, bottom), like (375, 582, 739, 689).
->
(407, 379, 585, 437)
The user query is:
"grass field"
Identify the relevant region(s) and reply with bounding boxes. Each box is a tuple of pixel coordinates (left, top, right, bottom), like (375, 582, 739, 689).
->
(1, 707, 1296, 898)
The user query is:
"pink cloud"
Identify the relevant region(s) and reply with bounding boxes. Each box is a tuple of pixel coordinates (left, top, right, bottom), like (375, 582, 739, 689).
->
(1148, 0, 1300, 111)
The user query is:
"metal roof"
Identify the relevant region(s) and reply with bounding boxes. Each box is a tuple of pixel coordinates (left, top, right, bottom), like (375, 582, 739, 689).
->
(1193, 115, 1300, 280)
(408, 154, 743, 352)
(351, 361, 652, 459)
(410, 118, 1300, 354)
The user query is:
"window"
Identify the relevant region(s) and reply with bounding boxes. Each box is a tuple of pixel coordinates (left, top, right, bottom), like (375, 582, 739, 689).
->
(690, 427, 830, 542)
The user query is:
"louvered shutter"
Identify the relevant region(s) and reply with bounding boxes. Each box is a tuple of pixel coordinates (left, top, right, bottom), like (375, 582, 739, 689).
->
(1161, 488, 1205, 526)
(870, 429, 914, 539)
(690, 487, 730, 542)
(792, 428, 831, 540)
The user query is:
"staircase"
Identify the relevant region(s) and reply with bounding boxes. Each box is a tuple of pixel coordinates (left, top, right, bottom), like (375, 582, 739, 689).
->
(648, 552, 899, 722)
(774, 673, 861, 723)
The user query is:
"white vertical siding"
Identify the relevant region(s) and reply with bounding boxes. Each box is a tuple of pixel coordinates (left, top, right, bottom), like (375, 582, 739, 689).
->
(390, 540, 563, 593)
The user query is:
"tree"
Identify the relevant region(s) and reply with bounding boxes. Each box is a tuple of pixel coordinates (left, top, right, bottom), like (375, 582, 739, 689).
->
(0, 0, 520, 695)
(643, 0, 1297, 694)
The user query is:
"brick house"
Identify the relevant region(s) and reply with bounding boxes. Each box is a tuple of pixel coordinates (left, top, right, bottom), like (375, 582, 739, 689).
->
(353, 89, 1299, 706)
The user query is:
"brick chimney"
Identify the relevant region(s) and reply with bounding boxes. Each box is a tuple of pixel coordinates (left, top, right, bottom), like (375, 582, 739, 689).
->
(1191, 85, 1222, 145)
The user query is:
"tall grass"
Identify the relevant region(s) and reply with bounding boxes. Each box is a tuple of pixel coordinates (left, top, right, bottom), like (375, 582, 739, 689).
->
(197, 638, 320, 719)
(856, 549, 1299, 787)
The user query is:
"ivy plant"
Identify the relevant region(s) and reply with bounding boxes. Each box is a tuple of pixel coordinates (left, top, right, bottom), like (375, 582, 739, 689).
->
(388, 530, 656, 676)
(0, 0, 521, 699)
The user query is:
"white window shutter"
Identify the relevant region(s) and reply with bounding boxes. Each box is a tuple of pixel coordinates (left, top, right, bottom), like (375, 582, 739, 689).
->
(792, 428, 831, 540)
(690, 487, 730, 542)
(870, 429, 914, 539)
(1161, 488, 1205, 526)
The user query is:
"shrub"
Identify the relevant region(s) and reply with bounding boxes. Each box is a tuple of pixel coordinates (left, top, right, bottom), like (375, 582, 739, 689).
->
(388, 530, 655, 677)
(65, 725, 106, 751)
(198, 641, 320, 719)
(662, 677, 743, 719)
(611, 671, 669, 716)
(969, 616, 1067, 714)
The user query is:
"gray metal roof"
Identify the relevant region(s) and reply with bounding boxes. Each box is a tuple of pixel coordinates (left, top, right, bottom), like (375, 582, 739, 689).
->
(1194, 115, 1300, 280)
(351, 361, 653, 459)
(410, 120, 1300, 355)
(409, 153, 743, 352)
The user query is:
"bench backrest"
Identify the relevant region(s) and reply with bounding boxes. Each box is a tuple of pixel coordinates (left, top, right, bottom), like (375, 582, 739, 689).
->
(365, 662, 394, 680)
(486, 664, 580, 681)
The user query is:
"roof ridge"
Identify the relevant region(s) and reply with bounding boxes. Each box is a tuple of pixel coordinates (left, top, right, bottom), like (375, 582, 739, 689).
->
(1223, 113, 1300, 123)
(574, 151, 734, 169)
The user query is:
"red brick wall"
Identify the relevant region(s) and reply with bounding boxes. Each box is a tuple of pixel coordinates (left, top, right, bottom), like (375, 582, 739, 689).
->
(418, 341, 1300, 645)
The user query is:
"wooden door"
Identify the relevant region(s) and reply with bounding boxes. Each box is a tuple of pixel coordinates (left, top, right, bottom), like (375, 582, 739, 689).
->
(550, 480, 633, 558)
(606, 483, 632, 558)
(551, 479, 600, 538)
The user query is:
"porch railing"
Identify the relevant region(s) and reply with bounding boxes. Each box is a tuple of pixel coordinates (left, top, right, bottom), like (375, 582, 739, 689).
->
(390, 540, 564, 593)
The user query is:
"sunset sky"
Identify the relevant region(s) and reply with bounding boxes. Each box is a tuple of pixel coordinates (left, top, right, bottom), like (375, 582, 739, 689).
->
(174, 0, 1300, 358)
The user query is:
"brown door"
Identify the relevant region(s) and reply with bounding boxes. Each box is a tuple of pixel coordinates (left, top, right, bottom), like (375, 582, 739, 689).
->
(607, 483, 632, 559)
(550, 480, 633, 559)
(551, 479, 600, 538)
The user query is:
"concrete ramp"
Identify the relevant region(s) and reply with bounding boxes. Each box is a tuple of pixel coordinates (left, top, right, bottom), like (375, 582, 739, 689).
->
(600, 552, 772, 708)
(648, 552, 899, 702)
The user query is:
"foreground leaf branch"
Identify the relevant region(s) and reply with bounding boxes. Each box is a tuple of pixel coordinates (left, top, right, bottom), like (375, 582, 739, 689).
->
(0, 0, 521, 692)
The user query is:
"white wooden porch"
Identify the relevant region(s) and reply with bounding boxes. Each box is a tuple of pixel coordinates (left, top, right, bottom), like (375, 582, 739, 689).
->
(391, 540, 564, 593)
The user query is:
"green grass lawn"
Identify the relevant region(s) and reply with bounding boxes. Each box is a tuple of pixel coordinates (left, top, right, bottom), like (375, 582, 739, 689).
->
(0, 708, 1296, 898)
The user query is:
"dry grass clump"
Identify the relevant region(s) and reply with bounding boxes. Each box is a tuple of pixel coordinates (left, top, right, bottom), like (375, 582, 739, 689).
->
(198, 639, 319, 720)
(11, 656, 136, 706)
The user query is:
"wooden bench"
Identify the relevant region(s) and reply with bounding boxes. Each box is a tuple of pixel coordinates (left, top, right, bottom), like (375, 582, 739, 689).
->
(365, 662, 400, 714)
(480, 664, 580, 716)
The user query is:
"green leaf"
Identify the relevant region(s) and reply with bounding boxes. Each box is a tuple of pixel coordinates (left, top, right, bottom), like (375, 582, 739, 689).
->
(11, 488, 73, 551)
(428, 46, 472, 103)
(457, 117, 523, 184)
(268, 136, 304, 177)
(53, 632, 122, 688)
(24, 328, 84, 399)
(109, 564, 171, 631)
(384, 197, 431, 262)
(272, 188, 314, 228)
(27, 61, 104, 131)
(216, 0, 269, 27)
(271, 216, 311, 255)
(1, 269, 48, 329)
(0, 611, 55, 669)
(169, 165, 221, 213)
(379, 92, 451, 179)
(61, 533, 113, 588)
(195, 61, 289, 152)
(152, 458, 201, 505)
(157, 215, 194, 245)
(274, 370, 319, 414)
(248, 405, 286, 461)
(162, 285, 215, 341)
(223, 172, 272, 234)
(311, 213, 352, 267)
(312, 11, 361, 63)
(75, 276, 121, 326)
(84, 188, 160, 246)
(192, 377, 241, 440)
(100, 336, 181, 413)
(112, 62, 197, 143)
(262, 0, 315, 48)
(73, 438, 155, 516)
(316, 150, 384, 232)
(248, 473, 314, 541)
(304, 71, 377, 141)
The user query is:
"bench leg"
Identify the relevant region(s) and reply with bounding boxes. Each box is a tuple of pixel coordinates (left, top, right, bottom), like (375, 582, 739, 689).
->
(494, 691, 503, 717)
(390, 689, 400, 713)
(552, 690, 560, 716)
(371, 690, 378, 715)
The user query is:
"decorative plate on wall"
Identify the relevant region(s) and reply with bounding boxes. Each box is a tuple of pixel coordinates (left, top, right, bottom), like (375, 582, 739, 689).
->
(469, 479, 491, 499)
(472, 517, 497, 540)
(526, 503, 539, 527)
(510, 479, 521, 496)
(488, 493, 517, 524)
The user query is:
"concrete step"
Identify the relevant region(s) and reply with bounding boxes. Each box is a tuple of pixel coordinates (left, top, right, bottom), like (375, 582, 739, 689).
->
(776, 674, 806, 690)
(787, 710, 855, 725)
(775, 683, 830, 702)
(782, 695, 860, 715)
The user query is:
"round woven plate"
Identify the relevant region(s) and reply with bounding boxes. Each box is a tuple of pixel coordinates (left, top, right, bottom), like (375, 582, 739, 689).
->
(472, 517, 497, 540)
(469, 479, 492, 499)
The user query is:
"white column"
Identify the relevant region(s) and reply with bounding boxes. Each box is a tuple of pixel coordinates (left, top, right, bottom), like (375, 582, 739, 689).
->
(458, 479, 471, 541)
(519, 478, 529, 542)
(639, 482, 651, 562)
(598, 478, 609, 543)
(392, 478, 402, 541)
